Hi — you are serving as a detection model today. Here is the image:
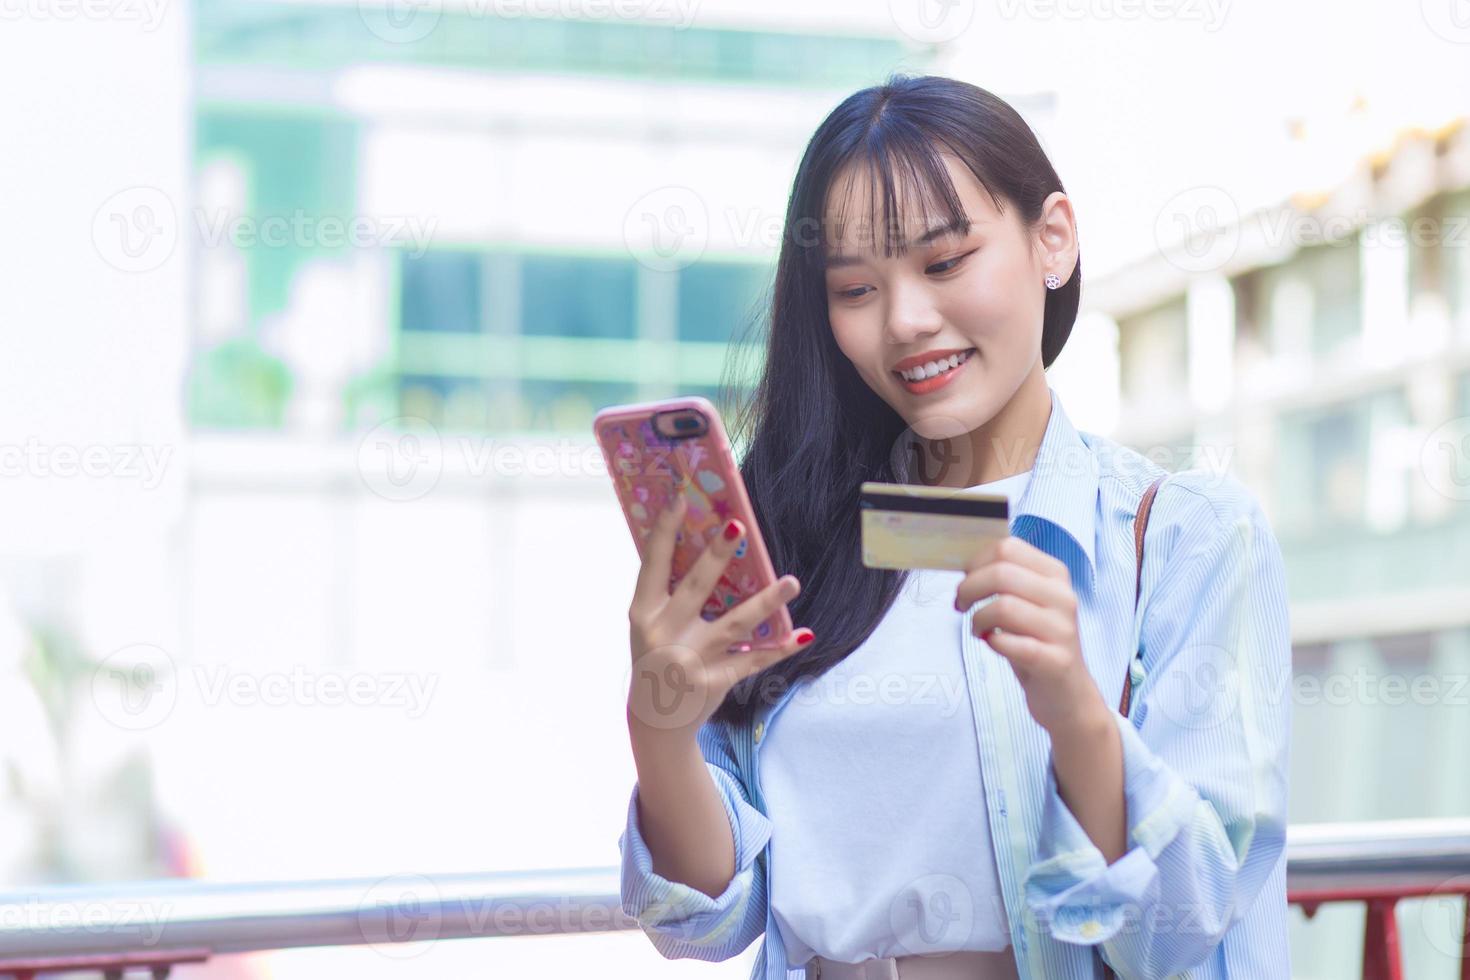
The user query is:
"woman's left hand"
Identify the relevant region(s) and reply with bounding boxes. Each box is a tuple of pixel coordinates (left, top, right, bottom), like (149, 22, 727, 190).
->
(954, 535, 1109, 739)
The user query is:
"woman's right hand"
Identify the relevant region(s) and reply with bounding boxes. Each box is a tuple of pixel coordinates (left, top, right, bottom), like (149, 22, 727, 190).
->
(625, 492, 814, 742)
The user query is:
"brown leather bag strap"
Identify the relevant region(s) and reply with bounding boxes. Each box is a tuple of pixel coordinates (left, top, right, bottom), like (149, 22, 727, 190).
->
(1117, 475, 1165, 718)
(1097, 474, 1165, 980)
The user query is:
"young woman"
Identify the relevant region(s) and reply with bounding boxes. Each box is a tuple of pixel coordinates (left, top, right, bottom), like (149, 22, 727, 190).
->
(619, 74, 1291, 980)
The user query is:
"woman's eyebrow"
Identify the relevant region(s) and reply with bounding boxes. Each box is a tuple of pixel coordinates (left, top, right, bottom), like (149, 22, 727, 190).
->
(824, 216, 973, 270)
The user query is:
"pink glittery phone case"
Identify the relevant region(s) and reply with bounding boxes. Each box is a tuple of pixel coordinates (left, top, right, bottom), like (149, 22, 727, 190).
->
(593, 395, 794, 652)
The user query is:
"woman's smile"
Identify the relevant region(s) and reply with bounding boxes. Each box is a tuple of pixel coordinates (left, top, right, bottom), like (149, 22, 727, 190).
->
(892, 346, 976, 395)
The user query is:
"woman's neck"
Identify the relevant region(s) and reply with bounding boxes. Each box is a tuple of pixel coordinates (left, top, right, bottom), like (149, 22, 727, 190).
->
(919, 367, 1051, 489)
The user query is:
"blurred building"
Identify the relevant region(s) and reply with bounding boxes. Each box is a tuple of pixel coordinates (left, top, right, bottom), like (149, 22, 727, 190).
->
(1087, 116, 1470, 978)
(190, 0, 947, 436)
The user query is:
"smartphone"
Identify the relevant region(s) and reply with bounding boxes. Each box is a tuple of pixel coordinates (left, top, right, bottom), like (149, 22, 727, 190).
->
(593, 396, 794, 653)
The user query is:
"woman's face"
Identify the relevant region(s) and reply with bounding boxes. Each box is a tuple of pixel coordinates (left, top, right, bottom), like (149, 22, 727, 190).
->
(822, 151, 1077, 441)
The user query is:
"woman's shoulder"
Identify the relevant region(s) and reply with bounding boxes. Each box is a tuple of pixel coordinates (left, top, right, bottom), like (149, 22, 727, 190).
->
(1082, 429, 1275, 549)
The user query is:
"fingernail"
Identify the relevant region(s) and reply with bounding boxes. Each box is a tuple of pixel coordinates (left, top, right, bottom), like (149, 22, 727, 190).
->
(781, 575, 800, 596)
(795, 629, 815, 646)
(981, 628, 996, 641)
(723, 519, 741, 540)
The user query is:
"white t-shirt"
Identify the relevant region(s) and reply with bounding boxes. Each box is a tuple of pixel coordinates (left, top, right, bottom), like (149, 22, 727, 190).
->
(762, 468, 1032, 966)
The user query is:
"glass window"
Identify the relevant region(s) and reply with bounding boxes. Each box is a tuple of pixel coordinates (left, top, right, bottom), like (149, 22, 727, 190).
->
(1303, 238, 1362, 358)
(1117, 297, 1189, 411)
(521, 256, 636, 339)
(401, 251, 481, 333)
(1446, 190, 1470, 328)
(677, 262, 770, 344)
(518, 380, 638, 433)
(1312, 408, 1364, 529)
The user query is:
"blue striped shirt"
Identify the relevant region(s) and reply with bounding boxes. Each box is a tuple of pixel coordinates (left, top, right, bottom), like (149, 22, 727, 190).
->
(619, 385, 1293, 979)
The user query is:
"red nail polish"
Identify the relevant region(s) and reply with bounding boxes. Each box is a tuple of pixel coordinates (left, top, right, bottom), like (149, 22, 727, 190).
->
(795, 629, 814, 646)
(982, 628, 996, 641)
(723, 520, 741, 540)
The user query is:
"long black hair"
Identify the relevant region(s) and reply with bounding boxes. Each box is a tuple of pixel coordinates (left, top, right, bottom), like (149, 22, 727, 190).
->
(711, 73, 1082, 729)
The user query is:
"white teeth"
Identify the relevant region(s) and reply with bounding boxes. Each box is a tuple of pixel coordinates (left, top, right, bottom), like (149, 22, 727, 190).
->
(900, 349, 971, 382)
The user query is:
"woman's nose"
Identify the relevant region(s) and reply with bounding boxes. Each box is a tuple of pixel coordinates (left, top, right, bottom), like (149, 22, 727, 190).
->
(884, 281, 942, 343)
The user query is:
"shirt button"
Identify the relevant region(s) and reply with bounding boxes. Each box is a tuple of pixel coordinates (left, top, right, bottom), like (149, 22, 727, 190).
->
(1080, 920, 1101, 939)
(753, 721, 765, 744)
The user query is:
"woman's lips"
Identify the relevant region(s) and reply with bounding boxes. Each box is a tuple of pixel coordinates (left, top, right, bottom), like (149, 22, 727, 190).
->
(895, 348, 975, 395)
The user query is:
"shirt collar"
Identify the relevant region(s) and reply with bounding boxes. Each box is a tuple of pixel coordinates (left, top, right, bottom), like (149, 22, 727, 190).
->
(1009, 386, 1100, 594)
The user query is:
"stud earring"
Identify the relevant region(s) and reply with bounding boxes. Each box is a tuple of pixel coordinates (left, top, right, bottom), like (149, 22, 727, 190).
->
(1044, 273, 1062, 290)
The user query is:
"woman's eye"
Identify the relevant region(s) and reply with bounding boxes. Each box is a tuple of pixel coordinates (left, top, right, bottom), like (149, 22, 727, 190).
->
(926, 249, 976, 276)
(835, 285, 871, 300)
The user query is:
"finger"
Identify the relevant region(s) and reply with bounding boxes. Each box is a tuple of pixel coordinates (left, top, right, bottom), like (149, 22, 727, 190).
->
(731, 625, 816, 682)
(964, 535, 1069, 581)
(954, 559, 1073, 613)
(985, 628, 1044, 676)
(631, 493, 686, 618)
(714, 574, 801, 641)
(665, 516, 746, 624)
(969, 593, 1068, 643)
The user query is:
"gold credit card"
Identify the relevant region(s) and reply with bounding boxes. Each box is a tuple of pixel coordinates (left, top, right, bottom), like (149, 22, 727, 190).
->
(859, 481, 1011, 571)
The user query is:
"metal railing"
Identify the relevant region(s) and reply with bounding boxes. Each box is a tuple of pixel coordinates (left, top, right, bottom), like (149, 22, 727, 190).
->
(2, 821, 1468, 979)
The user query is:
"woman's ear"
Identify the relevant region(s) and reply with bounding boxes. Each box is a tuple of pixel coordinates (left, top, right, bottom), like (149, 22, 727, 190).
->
(1036, 191, 1079, 287)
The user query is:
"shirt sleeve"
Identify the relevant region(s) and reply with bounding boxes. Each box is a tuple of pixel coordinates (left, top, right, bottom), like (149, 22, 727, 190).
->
(1022, 480, 1292, 977)
(618, 716, 773, 962)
